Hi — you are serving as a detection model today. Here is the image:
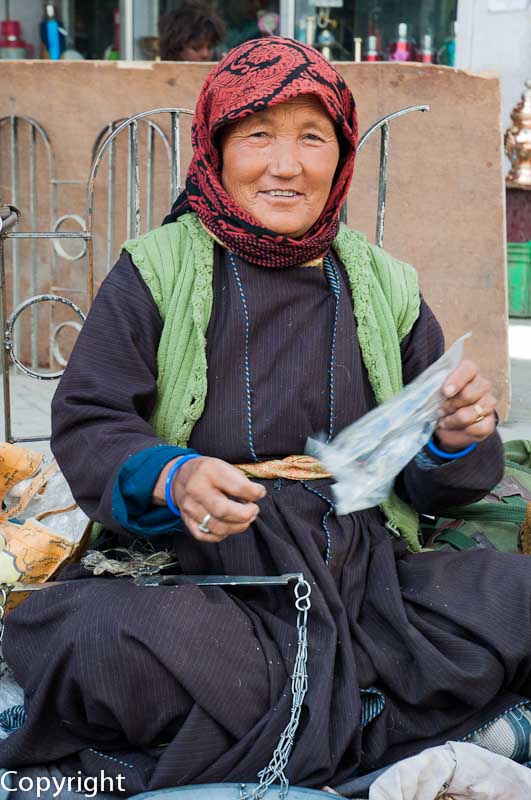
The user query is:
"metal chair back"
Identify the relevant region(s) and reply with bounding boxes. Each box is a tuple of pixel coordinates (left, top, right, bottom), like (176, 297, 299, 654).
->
(0, 107, 194, 442)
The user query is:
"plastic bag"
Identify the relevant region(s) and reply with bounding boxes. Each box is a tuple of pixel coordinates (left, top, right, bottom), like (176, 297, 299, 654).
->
(0, 444, 90, 613)
(307, 335, 468, 515)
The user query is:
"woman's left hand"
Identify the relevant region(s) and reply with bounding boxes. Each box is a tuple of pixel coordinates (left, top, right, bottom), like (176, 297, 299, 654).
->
(435, 360, 497, 452)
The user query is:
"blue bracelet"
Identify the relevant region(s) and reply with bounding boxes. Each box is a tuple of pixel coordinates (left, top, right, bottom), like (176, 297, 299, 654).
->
(165, 454, 200, 517)
(426, 438, 478, 461)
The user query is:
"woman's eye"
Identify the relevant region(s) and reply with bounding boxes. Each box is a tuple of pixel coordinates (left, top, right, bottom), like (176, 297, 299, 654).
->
(249, 131, 268, 139)
(304, 133, 324, 142)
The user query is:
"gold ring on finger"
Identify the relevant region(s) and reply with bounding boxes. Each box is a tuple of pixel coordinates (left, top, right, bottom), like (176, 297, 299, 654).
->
(473, 404, 485, 424)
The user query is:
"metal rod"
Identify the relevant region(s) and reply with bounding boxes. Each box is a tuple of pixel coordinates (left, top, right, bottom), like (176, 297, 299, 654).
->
(356, 105, 430, 247)
(171, 111, 179, 202)
(29, 125, 38, 370)
(88, 233, 94, 305)
(131, 120, 140, 237)
(120, 0, 134, 61)
(127, 124, 133, 239)
(9, 117, 19, 362)
(10, 435, 51, 444)
(135, 573, 303, 588)
(376, 122, 389, 248)
(4, 573, 304, 592)
(0, 237, 12, 443)
(146, 123, 154, 231)
(339, 203, 347, 224)
(48, 119, 59, 385)
(6, 232, 91, 239)
(357, 105, 430, 153)
(107, 135, 115, 273)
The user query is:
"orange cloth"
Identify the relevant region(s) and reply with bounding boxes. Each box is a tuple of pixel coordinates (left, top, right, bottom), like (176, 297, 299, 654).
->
(0, 442, 42, 506)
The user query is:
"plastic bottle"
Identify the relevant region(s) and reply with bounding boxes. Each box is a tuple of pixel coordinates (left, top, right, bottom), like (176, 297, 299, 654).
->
(438, 21, 456, 67)
(40, 3, 65, 60)
(0, 20, 27, 59)
(387, 22, 415, 62)
(364, 34, 381, 62)
(417, 33, 435, 64)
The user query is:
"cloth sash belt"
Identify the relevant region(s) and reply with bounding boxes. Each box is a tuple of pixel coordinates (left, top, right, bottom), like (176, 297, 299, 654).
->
(235, 455, 331, 480)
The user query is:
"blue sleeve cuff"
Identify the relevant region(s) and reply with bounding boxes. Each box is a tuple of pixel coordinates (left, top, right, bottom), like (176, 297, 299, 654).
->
(112, 444, 197, 536)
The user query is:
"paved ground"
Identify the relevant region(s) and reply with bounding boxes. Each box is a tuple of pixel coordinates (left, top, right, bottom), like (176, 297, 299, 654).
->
(1, 320, 530, 454)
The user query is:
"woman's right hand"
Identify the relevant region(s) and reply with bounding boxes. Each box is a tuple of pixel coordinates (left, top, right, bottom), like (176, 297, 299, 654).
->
(160, 456, 266, 543)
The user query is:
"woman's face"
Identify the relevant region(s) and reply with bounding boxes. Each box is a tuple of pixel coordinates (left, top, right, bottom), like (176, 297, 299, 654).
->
(220, 95, 340, 238)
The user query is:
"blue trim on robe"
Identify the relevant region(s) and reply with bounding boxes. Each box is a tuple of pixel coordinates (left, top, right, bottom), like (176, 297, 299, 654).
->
(112, 445, 197, 535)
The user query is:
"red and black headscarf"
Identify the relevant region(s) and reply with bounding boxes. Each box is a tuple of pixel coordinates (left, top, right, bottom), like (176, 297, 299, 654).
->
(163, 37, 358, 268)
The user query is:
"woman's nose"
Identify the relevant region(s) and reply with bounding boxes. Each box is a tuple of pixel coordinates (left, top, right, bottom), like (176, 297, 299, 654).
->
(267, 142, 303, 178)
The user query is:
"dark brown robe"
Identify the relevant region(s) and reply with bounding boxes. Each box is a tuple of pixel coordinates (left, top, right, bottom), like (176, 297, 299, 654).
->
(1, 246, 526, 798)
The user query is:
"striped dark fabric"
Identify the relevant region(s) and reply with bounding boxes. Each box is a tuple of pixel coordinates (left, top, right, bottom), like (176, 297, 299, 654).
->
(0, 247, 526, 798)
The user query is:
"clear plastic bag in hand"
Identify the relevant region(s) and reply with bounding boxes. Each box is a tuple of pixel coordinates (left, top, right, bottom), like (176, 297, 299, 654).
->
(306, 334, 469, 515)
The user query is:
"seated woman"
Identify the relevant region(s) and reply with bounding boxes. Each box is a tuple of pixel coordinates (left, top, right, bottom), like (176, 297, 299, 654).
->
(1, 36, 530, 797)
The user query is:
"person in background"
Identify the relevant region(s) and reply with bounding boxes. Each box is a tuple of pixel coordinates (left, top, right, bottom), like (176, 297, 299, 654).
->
(159, 0, 226, 61)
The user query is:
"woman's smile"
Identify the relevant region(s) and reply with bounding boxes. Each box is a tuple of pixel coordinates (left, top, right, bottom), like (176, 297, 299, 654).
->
(260, 189, 302, 198)
(258, 188, 304, 205)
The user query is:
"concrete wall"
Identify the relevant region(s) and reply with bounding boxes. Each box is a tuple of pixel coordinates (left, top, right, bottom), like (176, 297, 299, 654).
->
(0, 59, 511, 416)
(456, 0, 531, 152)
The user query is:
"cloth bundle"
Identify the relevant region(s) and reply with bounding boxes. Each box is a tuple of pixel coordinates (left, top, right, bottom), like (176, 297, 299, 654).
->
(367, 741, 531, 799)
(0, 442, 90, 613)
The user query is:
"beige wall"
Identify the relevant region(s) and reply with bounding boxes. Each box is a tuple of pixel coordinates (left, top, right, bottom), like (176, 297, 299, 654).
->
(0, 59, 510, 416)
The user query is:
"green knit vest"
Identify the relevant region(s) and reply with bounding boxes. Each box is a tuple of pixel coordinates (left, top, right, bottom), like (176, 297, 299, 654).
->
(123, 213, 422, 551)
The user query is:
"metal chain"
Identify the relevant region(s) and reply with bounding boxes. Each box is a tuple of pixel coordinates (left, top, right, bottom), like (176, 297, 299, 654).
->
(240, 574, 312, 800)
(0, 573, 311, 797)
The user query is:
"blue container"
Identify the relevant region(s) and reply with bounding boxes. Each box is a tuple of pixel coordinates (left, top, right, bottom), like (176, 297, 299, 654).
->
(131, 785, 333, 799)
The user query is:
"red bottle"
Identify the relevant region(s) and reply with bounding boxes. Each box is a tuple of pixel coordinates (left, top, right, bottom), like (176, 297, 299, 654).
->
(364, 34, 381, 62)
(417, 33, 435, 64)
(0, 20, 27, 59)
(387, 22, 415, 62)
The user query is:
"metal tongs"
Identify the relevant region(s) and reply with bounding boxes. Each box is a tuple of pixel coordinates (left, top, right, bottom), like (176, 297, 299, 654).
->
(1, 573, 303, 592)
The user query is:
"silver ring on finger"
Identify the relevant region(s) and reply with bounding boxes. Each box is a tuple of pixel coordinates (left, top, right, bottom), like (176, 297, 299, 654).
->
(198, 513, 212, 533)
